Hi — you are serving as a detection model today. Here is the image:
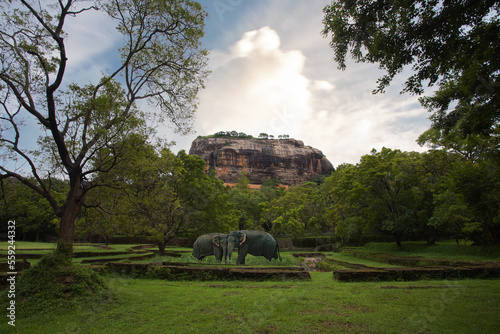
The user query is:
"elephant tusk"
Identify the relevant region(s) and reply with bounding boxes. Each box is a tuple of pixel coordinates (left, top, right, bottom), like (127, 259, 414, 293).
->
(212, 239, 220, 247)
(240, 233, 246, 245)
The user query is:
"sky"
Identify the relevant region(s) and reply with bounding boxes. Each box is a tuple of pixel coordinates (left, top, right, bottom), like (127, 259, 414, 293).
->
(17, 0, 431, 169)
(167, 0, 431, 167)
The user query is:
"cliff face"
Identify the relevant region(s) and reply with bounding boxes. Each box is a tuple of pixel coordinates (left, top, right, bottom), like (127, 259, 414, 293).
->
(189, 137, 334, 185)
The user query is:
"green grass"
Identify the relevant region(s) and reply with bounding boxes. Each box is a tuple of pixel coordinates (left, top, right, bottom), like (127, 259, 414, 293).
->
(327, 252, 402, 268)
(355, 241, 500, 261)
(2, 273, 499, 333)
(0, 242, 158, 252)
(1, 241, 500, 333)
(0, 241, 56, 250)
(72, 254, 155, 265)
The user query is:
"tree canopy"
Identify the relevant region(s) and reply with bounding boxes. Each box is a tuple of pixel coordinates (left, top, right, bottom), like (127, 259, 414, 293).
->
(322, 0, 499, 139)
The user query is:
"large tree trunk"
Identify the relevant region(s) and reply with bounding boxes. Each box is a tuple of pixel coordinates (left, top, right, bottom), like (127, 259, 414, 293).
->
(56, 174, 86, 260)
(157, 242, 166, 256)
(395, 235, 402, 248)
(490, 225, 500, 245)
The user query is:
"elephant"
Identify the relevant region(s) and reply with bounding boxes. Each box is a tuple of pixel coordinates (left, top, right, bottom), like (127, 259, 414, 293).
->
(226, 230, 280, 265)
(192, 233, 228, 262)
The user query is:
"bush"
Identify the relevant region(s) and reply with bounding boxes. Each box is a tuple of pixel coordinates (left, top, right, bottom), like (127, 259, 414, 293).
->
(15, 252, 112, 312)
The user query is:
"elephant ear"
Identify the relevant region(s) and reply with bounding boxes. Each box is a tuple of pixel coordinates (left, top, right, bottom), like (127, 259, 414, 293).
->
(212, 236, 220, 247)
(240, 233, 246, 245)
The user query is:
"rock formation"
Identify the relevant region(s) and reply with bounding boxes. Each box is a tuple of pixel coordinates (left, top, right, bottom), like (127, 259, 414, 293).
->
(189, 137, 334, 185)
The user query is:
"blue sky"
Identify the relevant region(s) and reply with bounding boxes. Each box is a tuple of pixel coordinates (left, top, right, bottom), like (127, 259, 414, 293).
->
(14, 0, 431, 170)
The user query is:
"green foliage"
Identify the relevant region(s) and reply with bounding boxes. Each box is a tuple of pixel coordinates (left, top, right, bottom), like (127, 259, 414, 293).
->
(322, 148, 500, 246)
(335, 216, 364, 245)
(322, 0, 500, 137)
(259, 179, 286, 201)
(208, 131, 255, 139)
(0, 178, 66, 240)
(261, 183, 328, 238)
(206, 132, 294, 140)
(0, 0, 209, 256)
(322, 1, 499, 246)
(15, 252, 111, 313)
(229, 176, 268, 230)
(82, 143, 238, 253)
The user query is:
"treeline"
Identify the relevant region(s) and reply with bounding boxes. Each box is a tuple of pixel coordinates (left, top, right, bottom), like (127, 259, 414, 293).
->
(2, 146, 499, 248)
(0, 178, 67, 242)
(231, 147, 500, 246)
(0, 145, 237, 254)
(201, 131, 292, 140)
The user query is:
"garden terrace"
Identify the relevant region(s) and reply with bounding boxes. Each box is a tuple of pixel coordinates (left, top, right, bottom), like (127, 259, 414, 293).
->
(105, 262, 311, 281)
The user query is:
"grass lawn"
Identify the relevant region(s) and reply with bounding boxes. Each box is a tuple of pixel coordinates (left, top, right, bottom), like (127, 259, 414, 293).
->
(0, 241, 56, 250)
(2, 273, 499, 333)
(1, 241, 500, 333)
(326, 252, 403, 268)
(0, 242, 158, 252)
(355, 241, 500, 261)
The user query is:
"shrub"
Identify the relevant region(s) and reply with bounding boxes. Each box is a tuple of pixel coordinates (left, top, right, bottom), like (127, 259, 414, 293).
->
(15, 252, 112, 312)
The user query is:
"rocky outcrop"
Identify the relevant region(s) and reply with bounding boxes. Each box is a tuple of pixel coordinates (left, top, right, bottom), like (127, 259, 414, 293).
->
(189, 137, 334, 185)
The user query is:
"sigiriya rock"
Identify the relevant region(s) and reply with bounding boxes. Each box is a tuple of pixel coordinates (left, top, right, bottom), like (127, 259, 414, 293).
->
(189, 136, 334, 186)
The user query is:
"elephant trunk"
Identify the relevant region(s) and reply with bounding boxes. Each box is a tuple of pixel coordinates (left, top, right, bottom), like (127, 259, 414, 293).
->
(227, 242, 236, 261)
(222, 243, 228, 263)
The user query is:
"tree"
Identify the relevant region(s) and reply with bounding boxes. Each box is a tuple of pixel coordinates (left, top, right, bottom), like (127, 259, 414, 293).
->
(0, 178, 66, 241)
(359, 149, 424, 247)
(322, 0, 499, 137)
(262, 184, 325, 239)
(324, 149, 428, 247)
(229, 173, 268, 230)
(174, 150, 238, 237)
(322, 163, 375, 244)
(450, 158, 500, 244)
(83, 142, 237, 255)
(123, 147, 186, 255)
(259, 179, 286, 202)
(0, 0, 208, 257)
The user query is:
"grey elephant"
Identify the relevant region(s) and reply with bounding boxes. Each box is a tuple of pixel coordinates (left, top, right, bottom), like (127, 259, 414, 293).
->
(226, 230, 280, 265)
(192, 233, 228, 262)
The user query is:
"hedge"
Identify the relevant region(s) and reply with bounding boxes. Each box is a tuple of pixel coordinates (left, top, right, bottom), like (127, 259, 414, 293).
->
(333, 265, 500, 282)
(105, 263, 311, 281)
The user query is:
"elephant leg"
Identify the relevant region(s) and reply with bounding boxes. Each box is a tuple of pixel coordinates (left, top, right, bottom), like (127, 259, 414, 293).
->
(213, 246, 222, 262)
(236, 251, 247, 265)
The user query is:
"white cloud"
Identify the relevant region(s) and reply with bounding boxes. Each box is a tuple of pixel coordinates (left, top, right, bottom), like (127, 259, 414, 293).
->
(196, 26, 316, 136)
